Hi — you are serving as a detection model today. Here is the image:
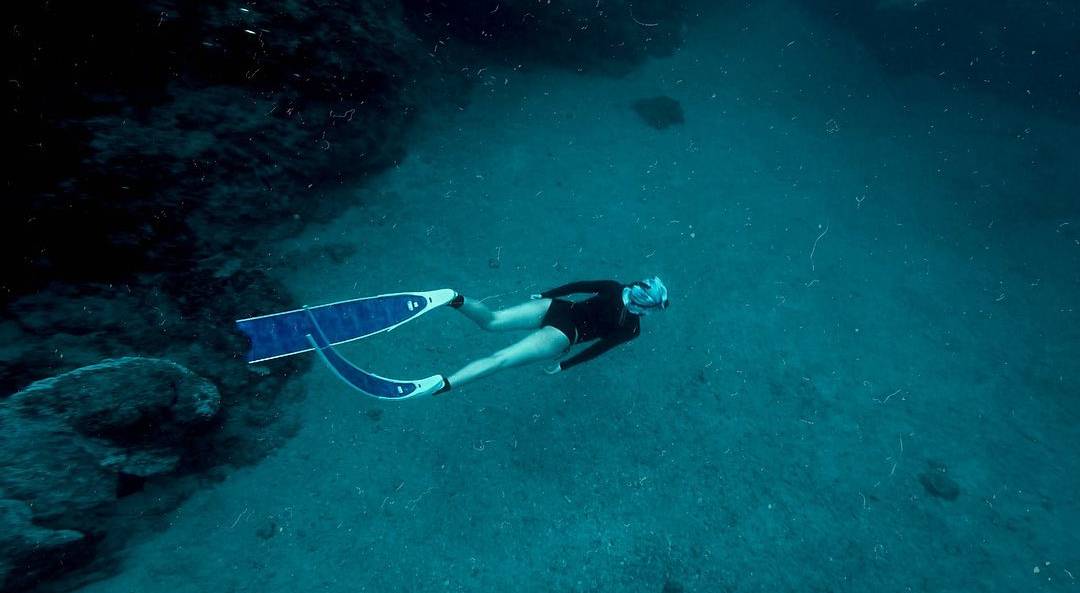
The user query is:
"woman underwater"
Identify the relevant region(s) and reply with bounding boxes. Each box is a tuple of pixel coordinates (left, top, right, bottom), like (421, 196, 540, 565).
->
(427, 277, 669, 396)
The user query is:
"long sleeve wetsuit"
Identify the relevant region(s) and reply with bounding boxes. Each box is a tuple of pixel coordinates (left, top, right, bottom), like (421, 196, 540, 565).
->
(539, 280, 640, 371)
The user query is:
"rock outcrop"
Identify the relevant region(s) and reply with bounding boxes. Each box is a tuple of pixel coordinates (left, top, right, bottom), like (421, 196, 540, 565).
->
(4, 0, 441, 298)
(0, 358, 219, 592)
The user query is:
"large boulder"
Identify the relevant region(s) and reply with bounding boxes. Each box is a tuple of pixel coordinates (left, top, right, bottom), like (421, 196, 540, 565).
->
(0, 357, 219, 592)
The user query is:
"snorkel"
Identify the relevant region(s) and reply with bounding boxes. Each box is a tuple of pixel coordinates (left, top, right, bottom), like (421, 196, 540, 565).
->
(623, 276, 670, 315)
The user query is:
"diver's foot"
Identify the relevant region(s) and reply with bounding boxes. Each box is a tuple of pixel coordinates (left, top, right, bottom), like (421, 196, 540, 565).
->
(411, 375, 449, 398)
(448, 292, 465, 309)
(435, 375, 451, 395)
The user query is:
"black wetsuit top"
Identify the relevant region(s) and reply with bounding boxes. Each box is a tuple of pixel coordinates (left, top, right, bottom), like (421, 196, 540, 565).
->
(539, 280, 640, 371)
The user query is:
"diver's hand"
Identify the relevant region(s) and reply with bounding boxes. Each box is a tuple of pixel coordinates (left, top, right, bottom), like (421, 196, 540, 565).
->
(543, 363, 562, 375)
(529, 293, 543, 300)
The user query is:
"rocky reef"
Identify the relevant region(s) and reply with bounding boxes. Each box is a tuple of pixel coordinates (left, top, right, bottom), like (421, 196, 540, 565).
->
(2, 1, 436, 589)
(4, 0, 438, 298)
(0, 358, 219, 592)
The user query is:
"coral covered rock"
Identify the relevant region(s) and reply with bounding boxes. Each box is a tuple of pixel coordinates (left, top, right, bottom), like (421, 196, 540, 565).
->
(0, 500, 86, 593)
(0, 357, 219, 591)
(3, 0, 441, 297)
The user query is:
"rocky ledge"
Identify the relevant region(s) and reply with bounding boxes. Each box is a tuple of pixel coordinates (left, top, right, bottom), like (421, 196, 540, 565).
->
(0, 358, 219, 592)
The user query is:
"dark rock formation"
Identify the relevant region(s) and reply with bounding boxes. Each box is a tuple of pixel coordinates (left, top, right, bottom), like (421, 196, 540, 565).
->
(403, 0, 689, 74)
(0, 267, 306, 466)
(0, 358, 219, 591)
(3, 0, 440, 297)
(0, 501, 86, 593)
(1, 1, 449, 588)
(1, 0, 445, 416)
(2, 0, 435, 537)
(632, 96, 685, 129)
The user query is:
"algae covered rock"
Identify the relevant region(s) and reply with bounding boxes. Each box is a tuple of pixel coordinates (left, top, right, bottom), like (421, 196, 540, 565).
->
(3, 0, 437, 299)
(0, 499, 86, 593)
(0, 357, 219, 591)
(8, 356, 218, 436)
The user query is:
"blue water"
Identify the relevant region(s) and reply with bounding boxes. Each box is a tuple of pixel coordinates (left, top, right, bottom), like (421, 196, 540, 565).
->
(6, 1, 1078, 592)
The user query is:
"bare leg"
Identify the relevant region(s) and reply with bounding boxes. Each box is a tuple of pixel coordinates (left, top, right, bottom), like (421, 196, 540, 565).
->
(454, 297, 551, 332)
(446, 326, 570, 389)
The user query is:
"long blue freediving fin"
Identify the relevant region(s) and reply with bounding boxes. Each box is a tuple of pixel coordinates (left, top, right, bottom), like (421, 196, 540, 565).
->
(302, 307, 444, 400)
(235, 289, 455, 363)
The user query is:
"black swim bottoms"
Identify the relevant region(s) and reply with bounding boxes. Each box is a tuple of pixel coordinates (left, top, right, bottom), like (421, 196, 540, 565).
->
(541, 299, 577, 346)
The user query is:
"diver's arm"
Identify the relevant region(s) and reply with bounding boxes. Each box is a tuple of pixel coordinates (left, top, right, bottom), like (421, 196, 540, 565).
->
(556, 335, 631, 371)
(539, 280, 621, 299)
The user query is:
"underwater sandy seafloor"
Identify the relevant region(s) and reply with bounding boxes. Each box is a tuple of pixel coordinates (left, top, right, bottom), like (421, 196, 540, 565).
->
(29, 1, 1080, 592)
